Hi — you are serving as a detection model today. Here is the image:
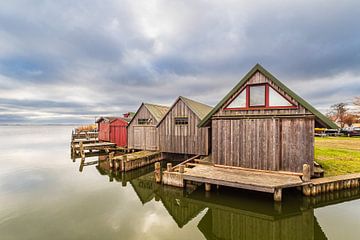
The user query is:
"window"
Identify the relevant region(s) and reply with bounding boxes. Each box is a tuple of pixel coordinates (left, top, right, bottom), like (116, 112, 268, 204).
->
(175, 117, 188, 125)
(225, 83, 296, 110)
(138, 118, 151, 125)
(227, 89, 246, 108)
(249, 85, 265, 107)
(268, 87, 292, 106)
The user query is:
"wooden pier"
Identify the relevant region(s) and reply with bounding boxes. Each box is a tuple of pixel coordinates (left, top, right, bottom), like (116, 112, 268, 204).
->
(71, 131, 98, 140)
(108, 150, 162, 172)
(159, 158, 310, 201)
(72, 141, 117, 160)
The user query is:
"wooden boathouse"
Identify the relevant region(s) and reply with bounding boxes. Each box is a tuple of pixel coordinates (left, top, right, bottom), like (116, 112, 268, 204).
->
(199, 64, 337, 174)
(157, 96, 212, 156)
(127, 103, 169, 151)
(96, 115, 132, 147)
(160, 64, 339, 201)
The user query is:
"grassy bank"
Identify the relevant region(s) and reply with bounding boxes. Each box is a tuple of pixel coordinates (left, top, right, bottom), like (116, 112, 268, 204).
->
(315, 137, 360, 176)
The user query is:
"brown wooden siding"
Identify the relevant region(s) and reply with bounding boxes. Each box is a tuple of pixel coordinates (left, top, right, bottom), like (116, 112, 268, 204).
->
(158, 99, 209, 155)
(212, 117, 314, 173)
(128, 105, 159, 150)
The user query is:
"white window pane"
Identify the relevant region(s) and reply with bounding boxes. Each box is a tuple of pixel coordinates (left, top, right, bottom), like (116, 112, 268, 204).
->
(249, 85, 265, 106)
(227, 90, 246, 108)
(269, 87, 292, 106)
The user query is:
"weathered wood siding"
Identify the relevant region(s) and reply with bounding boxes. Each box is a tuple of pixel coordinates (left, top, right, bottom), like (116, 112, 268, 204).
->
(127, 105, 159, 150)
(212, 117, 314, 173)
(210, 70, 315, 173)
(158, 99, 209, 155)
(98, 121, 110, 142)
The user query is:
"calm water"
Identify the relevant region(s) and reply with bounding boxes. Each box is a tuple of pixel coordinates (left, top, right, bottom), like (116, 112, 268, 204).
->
(0, 126, 360, 240)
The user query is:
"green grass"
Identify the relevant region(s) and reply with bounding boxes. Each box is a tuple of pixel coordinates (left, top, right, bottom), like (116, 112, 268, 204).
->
(315, 137, 360, 176)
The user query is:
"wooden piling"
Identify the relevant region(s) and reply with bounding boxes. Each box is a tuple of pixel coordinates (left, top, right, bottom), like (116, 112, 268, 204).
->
(167, 163, 173, 172)
(179, 165, 185, 174)
(205, 183, 211, 192)
(302, 185, 311, 196)
(274, 188, 282, 202)
(155, 162, 162, 183)
(302, 164, 311, 182)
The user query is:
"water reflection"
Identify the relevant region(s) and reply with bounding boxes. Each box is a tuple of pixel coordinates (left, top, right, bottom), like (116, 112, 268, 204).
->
(83, 157, 360, 240)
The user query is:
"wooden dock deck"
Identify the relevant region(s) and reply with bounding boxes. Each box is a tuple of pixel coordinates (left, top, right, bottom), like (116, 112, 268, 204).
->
(72, 142, 117, 160)
(183, 165, 304, 193)
(109, 150, 162, 172)
(183, 165, 304, 201)
(159, 159, 308, 201)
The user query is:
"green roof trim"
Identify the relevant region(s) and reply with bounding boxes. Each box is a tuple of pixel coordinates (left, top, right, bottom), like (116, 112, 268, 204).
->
(156, 96, 213, 127)
(198, 64, 338, 129)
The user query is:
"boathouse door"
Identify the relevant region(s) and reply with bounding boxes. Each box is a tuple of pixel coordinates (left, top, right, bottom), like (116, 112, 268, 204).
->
(133, 126, 157, 150)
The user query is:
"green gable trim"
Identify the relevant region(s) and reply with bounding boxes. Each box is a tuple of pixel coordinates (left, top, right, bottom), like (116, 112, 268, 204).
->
(198, 64, 338, 129)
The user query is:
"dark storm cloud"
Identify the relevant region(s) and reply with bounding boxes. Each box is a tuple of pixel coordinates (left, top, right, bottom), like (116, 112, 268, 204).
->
(0, 0, 359, 123)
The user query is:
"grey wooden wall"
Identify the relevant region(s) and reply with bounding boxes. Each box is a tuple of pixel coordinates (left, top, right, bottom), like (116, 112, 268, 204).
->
(127, 105, 159, 150)
(158, 99, 209, 155)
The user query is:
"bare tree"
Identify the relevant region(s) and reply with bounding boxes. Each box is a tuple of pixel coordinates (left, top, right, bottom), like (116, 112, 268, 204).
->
(343, 113, 357, 127)
(328, 103, 348, 128)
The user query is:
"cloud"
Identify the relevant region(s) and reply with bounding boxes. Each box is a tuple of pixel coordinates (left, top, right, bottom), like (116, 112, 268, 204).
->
(0, 0, 359, 124)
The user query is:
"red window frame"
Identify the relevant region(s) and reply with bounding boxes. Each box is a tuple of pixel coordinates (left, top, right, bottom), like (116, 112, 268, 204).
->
(224, 83, 298, 110)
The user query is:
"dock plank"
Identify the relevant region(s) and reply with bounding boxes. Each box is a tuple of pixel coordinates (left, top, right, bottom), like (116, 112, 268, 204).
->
(183, 165, 303, 193)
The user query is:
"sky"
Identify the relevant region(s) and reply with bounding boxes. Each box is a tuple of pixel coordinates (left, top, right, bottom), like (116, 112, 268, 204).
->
(0, 0, 359, 124)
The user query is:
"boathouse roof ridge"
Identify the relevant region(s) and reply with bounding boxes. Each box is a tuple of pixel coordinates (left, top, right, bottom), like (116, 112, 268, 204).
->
(156, 96, 213, 127)
(198, 63, 338, 129)
(128, 102, 170, 126)
(143, 103, 170, 122)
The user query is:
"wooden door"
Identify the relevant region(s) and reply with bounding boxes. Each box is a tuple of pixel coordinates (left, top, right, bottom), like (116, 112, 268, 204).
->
(133, 127, 144, 149)
(145, 127, 157, 150)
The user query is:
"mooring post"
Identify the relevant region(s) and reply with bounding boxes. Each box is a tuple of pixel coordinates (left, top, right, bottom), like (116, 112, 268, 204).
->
(205, 183, 211, 192)
(302, 164, 311, 182)
(274, 188, 282, 202)
(167, 163, 172, 172)
(155, 162, 162, 183)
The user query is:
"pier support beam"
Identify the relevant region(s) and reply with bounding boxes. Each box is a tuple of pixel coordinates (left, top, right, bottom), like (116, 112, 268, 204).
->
(274, 188, 282, 202)
(79, 141, 85, 161)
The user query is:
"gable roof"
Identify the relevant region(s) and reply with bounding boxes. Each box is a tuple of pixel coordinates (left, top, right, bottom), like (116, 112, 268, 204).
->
(156, 96, 213, 127)
(198, 64, 338, 129)
(128, 103, 169, 126)
(144, 103, 170, 122)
